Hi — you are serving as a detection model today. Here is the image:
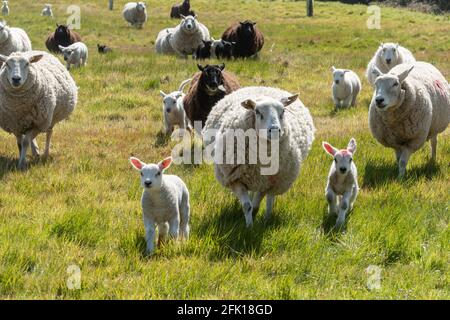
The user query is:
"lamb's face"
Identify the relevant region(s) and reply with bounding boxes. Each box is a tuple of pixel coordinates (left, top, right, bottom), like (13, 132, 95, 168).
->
(59, 46, 74, 61)
(0, 22, 9, 43)
(160, 91, 183, 114)
(379, 43, 399, 68)
(0, 53, 43, 88)
(181, 16, 198, 34)
(323, 139, 356, 176)
(130, 157, 172, 190)
(332, 68, 348, 86)
(136, 2, 146, 12)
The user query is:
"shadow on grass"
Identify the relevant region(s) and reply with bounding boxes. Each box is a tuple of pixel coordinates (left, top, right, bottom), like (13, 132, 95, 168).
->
(0, 156, 45, 180)
(321, 204, 355, 239)
(154, 131, 171, 147)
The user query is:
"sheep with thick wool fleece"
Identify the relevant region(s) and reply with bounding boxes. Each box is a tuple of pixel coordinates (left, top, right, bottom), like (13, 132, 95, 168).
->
(123, 2, 148, 29)
(0, 51, 77, 169)
(203, 86, 315, 227)
(366, 43, 415, 87)
(169, 15, 210, 57)
(331, 66, 361, 109)
(0, 21, 32, 56)
(369, 61, 450, 178)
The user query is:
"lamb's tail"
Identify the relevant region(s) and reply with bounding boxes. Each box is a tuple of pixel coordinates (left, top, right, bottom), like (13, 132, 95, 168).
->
(178, 78, 193, 92)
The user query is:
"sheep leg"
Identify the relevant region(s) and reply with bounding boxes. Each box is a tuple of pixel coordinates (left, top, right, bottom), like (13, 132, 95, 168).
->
(336, 191, 351, 228)
(16, 135, 23, 154)
(326, 188, 338, 216)
(230, 182, 253, 227)
(349, 184, 358, 211)
(251, 192, 266, 217)
(163, 113, 172, 135)
(333, 97, 341, 110)
(179, 195, 190, 240)
(157, 222, 169, 247)
(342, 95, 353, 108)
(43, 128, 53, 160)
(265, 194, 276, 221)
(31, 138, 40, 157)
(430, 136, 437, 162)
(169, 213, 180, 239)
(398, 148, 412, 179)
(143, 214, 156, 255)
(18, 133, 33, 170)
(395, 149, 402, 163)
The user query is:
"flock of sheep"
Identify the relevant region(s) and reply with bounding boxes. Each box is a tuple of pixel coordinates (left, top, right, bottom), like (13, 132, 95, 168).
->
(0, 1, 448, 255)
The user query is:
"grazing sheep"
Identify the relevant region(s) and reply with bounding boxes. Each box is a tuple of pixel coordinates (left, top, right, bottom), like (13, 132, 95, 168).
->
(322, 139, 359, 229)
(2, 1, 9, 16)
(129, 156, 190, 255)
(0, 51, 78, 169)
(331, 66, 361, 109)
(160, 78, 192, 134)
(58, 42, 88, 70)
(183, 64, 240, 130)
(369, 62, 450, 178)
(0, 21, 32, 56)
(170, 0, 195, 19)
(41, 4, 53, 17)
(222, 21, 264, 58)
(366, 43, 415, 87)
(155, 28, 176, 55)
(45, 24, 82, 54)
(169, 15, 210, 57)
(123, 2, 147, 29)
(203, 87, 315, 227)
(194, 40, 212, 60)
(97, 44, 112, 54)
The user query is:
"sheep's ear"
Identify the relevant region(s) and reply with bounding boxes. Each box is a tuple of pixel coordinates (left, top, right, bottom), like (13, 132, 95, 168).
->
(322, 142, 338, 157)
(253, 22, 257, 26)
(197, 64, 204, 71)
(371, 65, 383, 79)
(29, 54, 43, 64)
(193, 15, 197, 20)
(379, 42, 384, 48)
(158, 157, 172, 171)
(347, 138, 357, 154)
(219, 63, 225, 71)
(397, 65, 414, 83)
(331, 66, 336, 72)
(0, 54, 8, 63)
(395, 43, 399, 49)
(130, 157, 145, 171)
(280, 94, 298, 107)
(180, 14, 186, 19)
(344, 70, 350, 73)
(159, 90, 167, 98)
(241, 99, 257, 110)
(211, 37, 216, 41)
(58, 45, 65, 51)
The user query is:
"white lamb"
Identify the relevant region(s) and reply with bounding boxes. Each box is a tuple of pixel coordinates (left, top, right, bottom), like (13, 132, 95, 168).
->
(58, 42, 88, 70)
(369, 62, 450, 178)
(41, 4, 53, 17)
(203, 87, 315, 227)
(2, 1, 9, 16)
(366, 43, 416, 87)
(0, 51, 78, 169)
(160, 78, 192, 135)
(0, 21, 32, 56)
(322, 139, 359, 229)
(123, 2, 147, 29)
(130, 156, 190, 255)
(155, 28, 176, 55)
(331, 66, 361, 109)
(169, 15, 210, 57)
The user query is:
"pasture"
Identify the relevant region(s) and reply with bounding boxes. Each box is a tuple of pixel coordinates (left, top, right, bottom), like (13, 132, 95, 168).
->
(0, 0, 448, 299)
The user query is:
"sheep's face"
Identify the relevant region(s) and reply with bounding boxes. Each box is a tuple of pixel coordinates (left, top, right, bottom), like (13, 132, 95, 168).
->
(180, 15, 198, 34)
(239, 21, 256, 38)
(130, 157, 172, 190)
(198, 64, 225, 95)
(160, 91, 183, 114)
(331, 67, 349, 86)
(323, 139, 356, 176)
(373, 65, 414, 110)
(55, 25, 70, 37)
(379, 43, 399, 68)
(0, 53, 43, 88)
(59, 46, 74, 61)
(0, 22, 9, 43)
(241, 95, 298, 141)
(136, 2, 146, 12)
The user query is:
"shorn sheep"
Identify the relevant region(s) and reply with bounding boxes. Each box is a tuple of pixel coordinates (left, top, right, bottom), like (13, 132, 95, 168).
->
(366, 43, 416, 87)
(45, 24, 82, 54)
(0, 51, 78, 169)
(222, 21, 264, 58)
(0, 21, 32, 56)
(169, 15, 210, 57)
(59, 42, 88, 70)
(160, 78, 192, 134)
(322, 139, 359, 229)
(170, 0, 195, 19)
(331, 66, 361, 109)
(203, 87, 315, 227)
(369, 62, 450, 178)
(2, 1, 9, 16)
(183, 64, 240, 129)
(41, 4, 53, 17)
(123, 2, 148, 29)
(129, 156, 190, 255)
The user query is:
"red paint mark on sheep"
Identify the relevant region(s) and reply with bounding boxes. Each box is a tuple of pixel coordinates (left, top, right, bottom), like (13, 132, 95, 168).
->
(435, 80, 446, 95)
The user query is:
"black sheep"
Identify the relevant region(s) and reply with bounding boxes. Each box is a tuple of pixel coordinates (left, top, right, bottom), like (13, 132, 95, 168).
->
(215, 40, 236, 60)
(45, 24, 82, 54)
(222, 21, 264, 58)
(170, 0, 196, 19)
(194, 40, 212, 60)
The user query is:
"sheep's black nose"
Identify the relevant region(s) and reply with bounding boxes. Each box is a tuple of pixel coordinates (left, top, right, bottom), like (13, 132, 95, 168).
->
(340, 167, 347, 174)
(335, 80, 339, 84)
(386, 58, 391, 64)
(11, 76, 21, 86)
(144, 181, 152, 187)
(166, 108, 171, 113)
(375, 97, 385, 105)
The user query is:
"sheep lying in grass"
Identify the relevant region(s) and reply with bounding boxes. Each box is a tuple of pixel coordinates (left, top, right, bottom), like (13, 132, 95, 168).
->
(169, 15, 210, 57)
(160, 78, 192, 135)
(369, 62, 450, 178)
(203, 87, 315, 227)
(123, 2, 148, 29)
(41, 4, 53, 17)
(193, 40, 212, 60)
(331, 66, 361, 109)
(0, 21, 32, 56)
(366, 43, 415, 87)
(2, 1, 9, 16)
(322, 139, 358, 229)
(0, 51, 78, 169)
(211, 38, 235, 60)
(97, 44, 112, 54)
(130, 157, 190, 255)
(59, 42, 88, 70)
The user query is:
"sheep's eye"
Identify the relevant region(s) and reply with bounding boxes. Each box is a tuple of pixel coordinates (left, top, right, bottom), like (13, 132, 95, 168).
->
(280, 110, 285, 118)
(156, 171, 161, 177)
(349, 158, 353, 163)
(393, 82, 399, 87)
(334, 158, 337, 163)
(255, 110, 263, 119)
(140, 172, 143, 177)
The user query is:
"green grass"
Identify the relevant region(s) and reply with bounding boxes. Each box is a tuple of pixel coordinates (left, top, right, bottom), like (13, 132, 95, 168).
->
(0, 0, 448, 299)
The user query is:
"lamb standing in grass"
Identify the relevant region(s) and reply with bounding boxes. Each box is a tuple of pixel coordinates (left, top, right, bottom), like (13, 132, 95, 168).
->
(331, 66, 361, 109)
(169, 15, 210, 57)
(58, 42, 88, 70)
(123, 2, 147, 29)
(155, 28, 176, 55)
(0, 51, 78, 169)
(366, 43, 415, 87)
(160, 78, 192, 135)
(322, 139, 358, 229)
(0, 21, 32, 56)
(203, 87, 315, 227)
(130, 157, 190, 255)
(41, 4, 53, 17)
(369, 62, 450, 178)
(2, 1, 9, 16)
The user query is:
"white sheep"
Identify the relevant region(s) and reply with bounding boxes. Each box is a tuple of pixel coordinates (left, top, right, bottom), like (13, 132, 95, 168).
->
(58, 42, 88, 70)
(2, 1, 9, 16)
(322, 138, 359, 229)
(369, 62, 450, 178)
(160, 78, 192, 135)
(0, 51, 78, 169)
(203, 87, 315, 227)
(129, 156, 190, 255)
(123, 2, 147, 29)
(331, 66, 361, 109)
(366, 43, 416, 87)
(169, 15, 210, 57)
(41, 4, 53, 17)
(0, 21, 32, 56)
(155, 28, 176, 55)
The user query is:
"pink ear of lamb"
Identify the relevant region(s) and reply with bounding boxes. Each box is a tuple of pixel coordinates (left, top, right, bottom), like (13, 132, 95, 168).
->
(159, 157, 173, 170)
(130, 157, 144, 170)
(322, 142, 337, 156)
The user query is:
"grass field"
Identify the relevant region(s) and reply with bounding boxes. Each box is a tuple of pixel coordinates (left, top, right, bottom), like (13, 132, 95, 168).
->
(0, 0, 448, 299)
